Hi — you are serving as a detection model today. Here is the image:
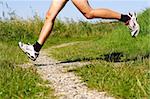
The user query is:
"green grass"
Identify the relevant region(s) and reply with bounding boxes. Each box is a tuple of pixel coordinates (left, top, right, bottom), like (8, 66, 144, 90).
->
(0, 5, 149, 99)
(49, 8, 150, 98)
(0, 16, 56, 98)
(74, 59, 150, 98)
(0, 42, 56, 99)
(0, 61, 55, 99)
(50, 34, 149, 62)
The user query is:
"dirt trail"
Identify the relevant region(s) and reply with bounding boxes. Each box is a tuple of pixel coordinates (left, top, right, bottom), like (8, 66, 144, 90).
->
(30, 42, 114, 99)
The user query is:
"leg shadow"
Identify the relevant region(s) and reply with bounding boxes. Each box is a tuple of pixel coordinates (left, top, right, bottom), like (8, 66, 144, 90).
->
(60, 52, 150, 63)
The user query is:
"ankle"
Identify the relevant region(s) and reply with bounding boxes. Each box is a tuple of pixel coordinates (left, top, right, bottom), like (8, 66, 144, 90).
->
(119, 14, 131, 23)
(33, 42, 43, 52)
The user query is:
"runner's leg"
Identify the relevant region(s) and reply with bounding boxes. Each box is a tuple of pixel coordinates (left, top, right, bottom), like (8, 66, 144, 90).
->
(37, 0, 68, 45)
(71, 0, 121, 20)
(71, 0, 139, 37)
(18, 0, 68, 61)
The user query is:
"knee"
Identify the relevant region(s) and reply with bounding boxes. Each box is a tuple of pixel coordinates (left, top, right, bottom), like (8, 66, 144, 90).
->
(45, 12, 56, 22)
(84, 9, 94, 19)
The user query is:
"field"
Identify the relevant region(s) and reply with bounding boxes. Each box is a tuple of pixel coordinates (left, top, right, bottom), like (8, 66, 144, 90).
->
(49, 9, 150, 98)
(0, 6, 149, 99)
(0, 13, 56, 98)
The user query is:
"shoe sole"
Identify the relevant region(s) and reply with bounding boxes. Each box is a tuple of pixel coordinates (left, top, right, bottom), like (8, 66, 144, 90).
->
(132, 29, 139, 37)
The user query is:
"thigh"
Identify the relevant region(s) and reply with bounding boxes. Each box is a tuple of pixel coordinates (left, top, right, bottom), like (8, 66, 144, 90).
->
(46, 0, 68, 19)
(71, 0, 92, 14)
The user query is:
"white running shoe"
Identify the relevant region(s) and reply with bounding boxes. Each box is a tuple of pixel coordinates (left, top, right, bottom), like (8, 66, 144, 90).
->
(18, 42, 39, 61)
(128, 13, 140, 37)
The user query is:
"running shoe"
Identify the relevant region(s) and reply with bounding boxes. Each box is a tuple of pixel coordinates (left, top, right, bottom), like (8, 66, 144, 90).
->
(127, 13, 140, 37)
(18, 42, 39, 61)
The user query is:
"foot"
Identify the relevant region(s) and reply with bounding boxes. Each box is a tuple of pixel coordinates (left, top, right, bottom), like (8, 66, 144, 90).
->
(18, 42, 39, 61)
(127, 13, 140, 37)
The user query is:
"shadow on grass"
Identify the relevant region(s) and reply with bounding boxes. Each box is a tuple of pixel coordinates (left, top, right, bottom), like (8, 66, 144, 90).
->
(60, 52, 150, 63)
(34, 52, 150, 67)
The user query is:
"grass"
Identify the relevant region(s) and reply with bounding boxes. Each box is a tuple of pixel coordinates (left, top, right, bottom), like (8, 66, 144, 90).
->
(75, 59, 150, 98)
(49, 8, 150, 98)
(0, 42, 56, 99)
(0, 4, 149, 98)
(0, 60, 55, 99)
(0, 15, 56, 98)
(50, 34, 150, 62)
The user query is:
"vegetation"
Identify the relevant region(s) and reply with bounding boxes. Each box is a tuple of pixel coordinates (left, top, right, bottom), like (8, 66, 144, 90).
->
(49, 8, 150, 98)
(0, 4, 56, 98)
(0, 2, 149, 98)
